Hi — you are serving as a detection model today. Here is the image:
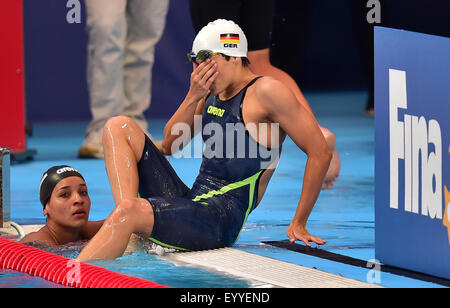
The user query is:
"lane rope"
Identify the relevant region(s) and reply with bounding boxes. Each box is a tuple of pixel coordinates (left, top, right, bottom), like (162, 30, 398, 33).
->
(0, 237, 169, 288)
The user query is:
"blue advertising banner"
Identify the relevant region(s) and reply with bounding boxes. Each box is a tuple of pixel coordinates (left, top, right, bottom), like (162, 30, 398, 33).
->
(375, 27, 450, 279)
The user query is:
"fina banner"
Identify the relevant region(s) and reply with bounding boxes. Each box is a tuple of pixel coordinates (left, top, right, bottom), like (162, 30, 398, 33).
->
(375, 27, 450, 279)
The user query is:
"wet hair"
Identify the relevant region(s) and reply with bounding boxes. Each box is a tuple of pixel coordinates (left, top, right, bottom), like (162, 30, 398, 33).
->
(39, 165, 84, 208)
(221, 54, 251, 67)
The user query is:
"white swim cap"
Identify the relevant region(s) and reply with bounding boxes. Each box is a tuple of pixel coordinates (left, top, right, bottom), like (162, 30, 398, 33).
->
(192, 19, 248, 58)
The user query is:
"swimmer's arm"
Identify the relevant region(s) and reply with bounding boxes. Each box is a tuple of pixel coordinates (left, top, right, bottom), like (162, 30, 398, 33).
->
(80, 220, 105, 240)
(257, 78, 331, 246)
(162, 95, 206, 155)
(162, 59, 218, 155)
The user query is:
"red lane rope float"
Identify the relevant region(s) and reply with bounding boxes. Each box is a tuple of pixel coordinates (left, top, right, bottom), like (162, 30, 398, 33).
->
(0, 237, 169, 288)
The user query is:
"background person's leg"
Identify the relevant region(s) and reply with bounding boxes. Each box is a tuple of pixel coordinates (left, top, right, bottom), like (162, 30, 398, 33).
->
(103, 116, 147, 204)
(248, 49, 340, 189)
(122, 0, 169, 133)
(240, 0, 340, 188)
(80, 0, 128, 158)
(248, 49, 313, 114)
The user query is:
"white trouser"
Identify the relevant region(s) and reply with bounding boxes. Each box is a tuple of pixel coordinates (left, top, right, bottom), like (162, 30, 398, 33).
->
(85, 0, 169, 136)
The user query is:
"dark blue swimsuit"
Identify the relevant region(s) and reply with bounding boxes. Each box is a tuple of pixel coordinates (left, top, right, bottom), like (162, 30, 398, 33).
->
(137, 77, 280, 250)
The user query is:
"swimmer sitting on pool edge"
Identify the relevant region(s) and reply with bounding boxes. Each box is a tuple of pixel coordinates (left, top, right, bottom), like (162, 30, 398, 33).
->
(20, 166, 104, 245)
(76, 19, 331, 262)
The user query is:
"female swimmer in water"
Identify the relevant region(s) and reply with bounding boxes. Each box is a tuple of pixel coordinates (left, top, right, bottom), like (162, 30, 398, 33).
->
(20, 165, 104, 245)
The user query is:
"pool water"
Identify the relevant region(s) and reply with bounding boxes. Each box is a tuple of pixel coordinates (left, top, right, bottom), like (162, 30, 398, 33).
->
(3, 241, 259, 288)
(89, 252, 257, 288)
(0, 270, 65, 288)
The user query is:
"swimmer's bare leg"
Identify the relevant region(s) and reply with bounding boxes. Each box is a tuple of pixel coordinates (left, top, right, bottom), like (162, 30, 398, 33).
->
(320, 127, 340, 189)
(77, 117, 152, 261)
(248, 48, 340, 189)
(103, 116, 146, 204)
(77, 198, 153, 261)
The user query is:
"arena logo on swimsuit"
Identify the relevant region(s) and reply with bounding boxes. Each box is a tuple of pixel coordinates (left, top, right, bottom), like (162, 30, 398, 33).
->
(389, 69, 450, 244)
(207, 105, 225, 117)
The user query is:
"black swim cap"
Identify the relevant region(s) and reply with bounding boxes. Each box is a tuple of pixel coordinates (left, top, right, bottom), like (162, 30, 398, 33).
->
(39, 165, 85, 208)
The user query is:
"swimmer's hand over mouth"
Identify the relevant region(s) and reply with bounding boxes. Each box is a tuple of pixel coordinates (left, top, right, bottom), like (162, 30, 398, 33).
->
(187, 59, 219, 102)
(286, 222, 326, 247)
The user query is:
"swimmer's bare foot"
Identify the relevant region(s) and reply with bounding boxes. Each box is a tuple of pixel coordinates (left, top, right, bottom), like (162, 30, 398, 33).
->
(323, 149, 340, 189)
(320, 126, 340, 189)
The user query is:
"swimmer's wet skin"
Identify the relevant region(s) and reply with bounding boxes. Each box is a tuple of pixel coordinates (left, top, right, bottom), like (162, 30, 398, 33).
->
(76, 19, 331, 262)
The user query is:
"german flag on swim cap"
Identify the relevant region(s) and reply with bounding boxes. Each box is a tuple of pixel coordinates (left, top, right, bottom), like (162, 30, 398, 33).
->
(192, 19, 247, 58)
(220, 33, 240, 44)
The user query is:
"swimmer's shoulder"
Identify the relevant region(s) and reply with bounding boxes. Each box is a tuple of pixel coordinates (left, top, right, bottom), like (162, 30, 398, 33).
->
(250, 76, 295, 111)
(252, 76, 290, 99)
(20, 228, 54, 245)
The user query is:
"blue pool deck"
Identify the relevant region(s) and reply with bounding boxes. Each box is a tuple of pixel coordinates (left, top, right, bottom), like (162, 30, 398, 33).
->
(5, 91, 446, 288)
